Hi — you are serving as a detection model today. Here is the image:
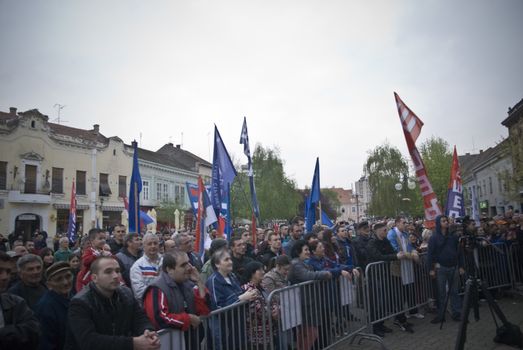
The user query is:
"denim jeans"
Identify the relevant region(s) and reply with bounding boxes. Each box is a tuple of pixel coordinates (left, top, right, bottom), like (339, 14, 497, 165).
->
(437, 266, 462, 318)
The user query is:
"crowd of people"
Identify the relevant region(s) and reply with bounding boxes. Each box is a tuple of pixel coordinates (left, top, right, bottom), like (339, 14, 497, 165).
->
(0, 210, 522, 350)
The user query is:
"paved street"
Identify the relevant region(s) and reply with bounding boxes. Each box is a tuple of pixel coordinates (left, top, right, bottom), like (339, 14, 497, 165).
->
(336, 294, 523, 350)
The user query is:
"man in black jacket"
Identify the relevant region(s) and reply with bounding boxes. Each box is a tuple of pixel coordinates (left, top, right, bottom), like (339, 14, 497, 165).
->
(65, 256, 160, 350)
(367, 222, 404, 337)
(0, 251, 40, 349)
(426, 215, 464, 323)
(352, 221, 372, 270)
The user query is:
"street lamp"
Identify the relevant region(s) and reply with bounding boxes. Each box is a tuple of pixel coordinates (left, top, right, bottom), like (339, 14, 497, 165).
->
(395, 176, 416, 217)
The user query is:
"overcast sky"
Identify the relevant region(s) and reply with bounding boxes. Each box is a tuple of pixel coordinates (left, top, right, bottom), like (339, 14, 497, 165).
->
(1, 0, 522, 189)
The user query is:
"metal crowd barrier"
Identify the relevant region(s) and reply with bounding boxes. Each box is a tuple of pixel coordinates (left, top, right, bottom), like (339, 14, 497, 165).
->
(509, 243, 523, 289)
(364, 254, 433, 328)
(459, 243, 514, 291)
(153, 243, 522, 349)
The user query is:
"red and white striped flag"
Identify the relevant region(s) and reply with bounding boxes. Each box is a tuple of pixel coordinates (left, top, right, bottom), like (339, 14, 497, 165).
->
(394, 92, 424, 144)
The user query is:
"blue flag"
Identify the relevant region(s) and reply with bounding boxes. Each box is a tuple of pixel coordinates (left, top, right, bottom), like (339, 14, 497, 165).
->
(305, 158, 321, 233)
(321, 210, 334, 228)
(129, 141, 142, 233)
(310, 157, 320, 203)
(211, 126, 237, 238)
(239, 117, 260, 218)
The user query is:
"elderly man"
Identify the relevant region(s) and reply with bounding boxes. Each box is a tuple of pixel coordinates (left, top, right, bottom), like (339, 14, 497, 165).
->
(0, 251, 40, 348)
(130, 233, 162, 301)
(174, 232, 202, 272)
(54, 236, 73, 262)
(66, 256, 160, 350)
(35, 261, 74, 350)
(144, 250, 210, 349)
(8, 253, 47, 310)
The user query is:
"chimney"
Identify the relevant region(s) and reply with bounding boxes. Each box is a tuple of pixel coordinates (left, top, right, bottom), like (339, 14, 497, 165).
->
(9, 107, 17, 115)
(167, 142, 173, 147)
(176, 144, 181, 149)
(465, 153, 470, 156)
(93, 124, 100, 133)
(479, 149, 483, 154)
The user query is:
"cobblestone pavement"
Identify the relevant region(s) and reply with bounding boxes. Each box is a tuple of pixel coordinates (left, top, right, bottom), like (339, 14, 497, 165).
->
(334, 294, 523, 350)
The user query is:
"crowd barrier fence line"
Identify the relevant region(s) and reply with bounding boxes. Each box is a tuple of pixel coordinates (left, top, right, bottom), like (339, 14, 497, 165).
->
(155, 242, 521, 349)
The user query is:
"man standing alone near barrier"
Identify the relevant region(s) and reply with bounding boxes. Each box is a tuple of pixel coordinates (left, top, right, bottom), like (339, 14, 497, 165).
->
(427, 215, 464, 323)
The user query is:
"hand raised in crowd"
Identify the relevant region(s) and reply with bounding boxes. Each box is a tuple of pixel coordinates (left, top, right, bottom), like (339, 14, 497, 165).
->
(189, 314, 202, 328)
(133, 330, 161, 350)
(239, 288, 259, 302)
(341, 269, 352, 280)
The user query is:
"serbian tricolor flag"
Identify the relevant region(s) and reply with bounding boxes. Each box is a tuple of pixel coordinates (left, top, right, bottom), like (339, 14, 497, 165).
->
(394, 93, 442, 228)
(67, 180, 77, 243)
(194, 176, 217, 258)
(445, 146, 465, 218)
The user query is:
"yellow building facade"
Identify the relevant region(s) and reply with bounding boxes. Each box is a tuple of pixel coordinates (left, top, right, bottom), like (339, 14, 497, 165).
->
(0, 107, 132, 240)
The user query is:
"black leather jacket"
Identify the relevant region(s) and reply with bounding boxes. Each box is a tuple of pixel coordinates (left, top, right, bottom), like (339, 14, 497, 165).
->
(0, 292, 40, 349)
(64, 282, 153, 350)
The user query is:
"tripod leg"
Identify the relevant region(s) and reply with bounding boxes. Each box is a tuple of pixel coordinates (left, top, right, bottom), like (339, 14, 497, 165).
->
(455, 280, 473, 350)
(480, 280, 509, 325)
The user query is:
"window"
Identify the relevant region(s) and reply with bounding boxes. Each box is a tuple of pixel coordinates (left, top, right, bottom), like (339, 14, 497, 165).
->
(482, 180, 486, 197)
(52, 167, 64, 193)
(477, 185, 482, 198)
(156, 183, 162, 201)
(119, 176, 127, 198)
(352, 206, 356, 213)
(498, 177, 503, 193)
(180, 186, 185, 206)
(163, 183, 169, 201)
(31, 120, 35, 128)
(142, 180, 149, 200)
(175, 185, 180, 204)
(25, 164, 37, 194)
(489, 177, 492, 194)
(76, 171, 86, 195)
(0, 161, 6, 190)
(99, 173, 111, 196)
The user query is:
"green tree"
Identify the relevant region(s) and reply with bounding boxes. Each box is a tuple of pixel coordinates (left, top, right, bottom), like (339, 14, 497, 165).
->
(364, 143, 410, 217)
(296, 188, 341, 222)
(419, 136, 452, 210)
(231, 145, 301, 223)
(156, 201, 185, 228)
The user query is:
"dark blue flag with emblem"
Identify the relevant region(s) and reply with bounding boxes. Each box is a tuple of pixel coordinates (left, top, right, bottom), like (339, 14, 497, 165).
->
(129, 141, 142, 233)
(239, 117, 260, 219)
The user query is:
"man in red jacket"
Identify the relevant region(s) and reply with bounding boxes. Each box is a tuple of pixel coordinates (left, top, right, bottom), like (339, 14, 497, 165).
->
(143, 249, 209, 349)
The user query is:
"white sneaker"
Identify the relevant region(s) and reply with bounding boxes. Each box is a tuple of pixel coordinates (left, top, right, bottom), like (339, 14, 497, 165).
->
(412, 313, 425, 319)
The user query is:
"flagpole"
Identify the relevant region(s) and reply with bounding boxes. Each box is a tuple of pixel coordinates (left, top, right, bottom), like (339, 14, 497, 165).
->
(134, 182, 138, 233)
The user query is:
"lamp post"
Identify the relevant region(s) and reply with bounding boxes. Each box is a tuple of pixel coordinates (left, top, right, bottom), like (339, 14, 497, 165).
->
(395, 175, 416, 217)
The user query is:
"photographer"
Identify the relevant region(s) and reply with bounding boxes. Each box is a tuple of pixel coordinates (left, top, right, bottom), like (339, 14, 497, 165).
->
(427, 215, 465, 324)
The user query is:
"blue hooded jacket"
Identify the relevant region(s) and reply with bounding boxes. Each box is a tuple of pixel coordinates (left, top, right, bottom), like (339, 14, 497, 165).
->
(426, 215, 463, 270)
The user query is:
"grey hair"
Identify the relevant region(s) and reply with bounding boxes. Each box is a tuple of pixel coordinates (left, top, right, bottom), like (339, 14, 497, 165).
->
(59, 237, 69, 245)
(173, 232, 190, 246)
(143, 232, 158, 243)
(17, 253, 43, 270)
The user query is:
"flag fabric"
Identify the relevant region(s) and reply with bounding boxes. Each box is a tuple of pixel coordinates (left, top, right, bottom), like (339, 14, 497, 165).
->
(211, 126, 237, 238)
(305, 158, 321, 233)
(310, 158, 321, 203)
(321, 210, 334, 228)
(129, 141, 142, 233)
(67, 180, 77, 243)
(471, 186, 481, 227)
(445, 146, 465, 218)
(394, 93, 442, 228)
(194, 177, 218, 257)
(240, 117, 260, 219)
(186, 182, 199, 215)
(123, 196, 154, 228)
